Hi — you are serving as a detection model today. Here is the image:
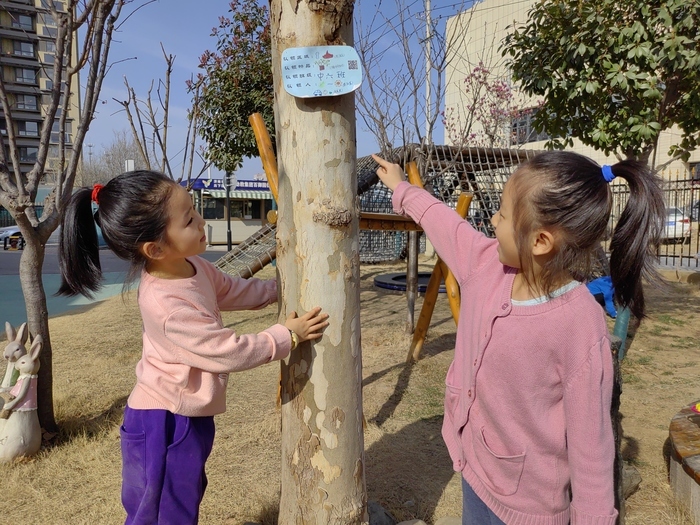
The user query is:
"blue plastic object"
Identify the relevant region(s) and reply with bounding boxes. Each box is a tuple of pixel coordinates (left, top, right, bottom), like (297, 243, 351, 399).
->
(586, 276, 617, 318)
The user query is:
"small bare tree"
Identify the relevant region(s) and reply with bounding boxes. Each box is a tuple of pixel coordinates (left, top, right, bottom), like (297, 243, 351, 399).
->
(355, 0, 472, 153)
(82, 130, 147, 185)
(112, 45, 208, 183)
(0, 0, 129, 433)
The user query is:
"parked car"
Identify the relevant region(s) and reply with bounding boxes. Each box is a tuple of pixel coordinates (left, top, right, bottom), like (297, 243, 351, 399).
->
(0, 226, 23, 250)
(661, 207, 691, 244)
(685, 200, 699, 222)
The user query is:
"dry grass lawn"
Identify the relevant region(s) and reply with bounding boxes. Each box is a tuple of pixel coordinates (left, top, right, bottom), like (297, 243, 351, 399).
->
(0, 257, 697, 524)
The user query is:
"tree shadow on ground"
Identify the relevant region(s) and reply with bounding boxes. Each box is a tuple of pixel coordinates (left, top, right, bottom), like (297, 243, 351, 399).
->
(367, 333, 455, 427)
(366, 414, 457, 523)
(54, 394, 128, 446)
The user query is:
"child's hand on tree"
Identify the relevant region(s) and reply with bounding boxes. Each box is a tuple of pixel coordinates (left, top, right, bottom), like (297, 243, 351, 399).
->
(372, 154, 406, 191)
(285, 307, 329, 343)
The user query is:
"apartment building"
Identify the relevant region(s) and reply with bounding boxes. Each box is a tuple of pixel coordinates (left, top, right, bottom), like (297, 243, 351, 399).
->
(445, 0, 699, 179)
(0, 0, 79, 181)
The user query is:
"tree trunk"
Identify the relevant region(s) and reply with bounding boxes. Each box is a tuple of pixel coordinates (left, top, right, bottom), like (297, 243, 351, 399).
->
(271, 1, 366, 524)
(19, 236, 56, 433)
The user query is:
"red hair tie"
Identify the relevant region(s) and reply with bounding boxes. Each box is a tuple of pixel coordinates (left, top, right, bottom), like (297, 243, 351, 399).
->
(91, 184, 104, 204)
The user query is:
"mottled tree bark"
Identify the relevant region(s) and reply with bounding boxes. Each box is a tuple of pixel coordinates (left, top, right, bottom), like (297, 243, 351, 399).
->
(270, 1, 366, 523)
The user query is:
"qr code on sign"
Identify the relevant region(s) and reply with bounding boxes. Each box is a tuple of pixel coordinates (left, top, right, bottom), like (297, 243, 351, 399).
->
(348, 60, 358, 70)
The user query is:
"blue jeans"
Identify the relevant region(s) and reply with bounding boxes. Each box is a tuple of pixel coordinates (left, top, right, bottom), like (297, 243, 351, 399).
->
(462, 477, 506, 525)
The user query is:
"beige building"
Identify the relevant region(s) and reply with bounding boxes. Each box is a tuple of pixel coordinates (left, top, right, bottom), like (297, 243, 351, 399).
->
(0, 0, 80, 181)
(445, 0, 699, 179)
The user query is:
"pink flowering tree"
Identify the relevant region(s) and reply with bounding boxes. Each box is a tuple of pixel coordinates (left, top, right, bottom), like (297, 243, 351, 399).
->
(443, 62, 516, 149)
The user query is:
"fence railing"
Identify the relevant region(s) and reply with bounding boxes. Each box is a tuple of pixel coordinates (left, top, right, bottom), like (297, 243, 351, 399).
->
(608, 178, 699, 269)
(0, 206, 44, 228)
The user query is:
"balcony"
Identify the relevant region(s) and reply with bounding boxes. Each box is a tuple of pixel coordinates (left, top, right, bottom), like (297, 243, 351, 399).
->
(0, 53, 39, 68)
(0, 1, 38, 13)
(0, 27, 39, 41)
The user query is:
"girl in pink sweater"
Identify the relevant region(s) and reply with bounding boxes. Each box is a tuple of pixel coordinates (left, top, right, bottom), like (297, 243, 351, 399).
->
(373, 151, 664, 525)
(58, 170, 328, 525)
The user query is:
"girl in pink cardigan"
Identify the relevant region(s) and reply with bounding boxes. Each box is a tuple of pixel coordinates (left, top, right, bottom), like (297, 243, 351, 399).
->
(58, 170, 328, 525)
(374, 151, 664, 525)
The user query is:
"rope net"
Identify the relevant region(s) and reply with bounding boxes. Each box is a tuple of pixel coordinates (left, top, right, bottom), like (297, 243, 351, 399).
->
(359, 143, 539, 262)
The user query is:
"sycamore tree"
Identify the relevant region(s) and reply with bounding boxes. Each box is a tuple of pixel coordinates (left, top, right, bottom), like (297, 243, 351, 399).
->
(502, 0, 700, 167)
(190, 0, 273, 173)
(0, 0, 127, 434)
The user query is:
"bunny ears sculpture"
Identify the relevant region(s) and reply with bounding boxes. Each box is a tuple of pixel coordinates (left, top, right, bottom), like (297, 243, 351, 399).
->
(0, 322, 43, 463)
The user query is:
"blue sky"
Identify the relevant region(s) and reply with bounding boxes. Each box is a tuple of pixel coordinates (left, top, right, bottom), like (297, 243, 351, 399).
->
(85, 0, 462, 180)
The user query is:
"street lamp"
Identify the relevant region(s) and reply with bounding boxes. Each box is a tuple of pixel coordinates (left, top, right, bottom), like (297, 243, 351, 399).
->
(224, 172, 237, 251)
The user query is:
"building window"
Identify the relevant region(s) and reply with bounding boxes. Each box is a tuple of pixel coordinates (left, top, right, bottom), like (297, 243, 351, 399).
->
(41, 13, 57, 27)
(11, 14, 34, 31)
(15, 95, 38, 111)
(15, 68, 37, 84)
(202, 198, 225, 220)
(45, 41, 56, 53)
(18, 121, 39, 137)
(0, 121, 6, 136)
(51, 119, 73, 136)
(13, 41, 34, 57)
(511, 109, 550, 146)
(19, 147, 38, 163)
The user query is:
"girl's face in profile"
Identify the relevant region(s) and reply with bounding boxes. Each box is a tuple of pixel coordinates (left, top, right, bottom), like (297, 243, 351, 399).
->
(491, 180, 520, 269)
(160, 185, 207, 260)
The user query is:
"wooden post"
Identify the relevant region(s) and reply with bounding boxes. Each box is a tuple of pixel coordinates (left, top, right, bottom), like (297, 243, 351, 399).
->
(248, 113, 279, 201)
(404, 162, 422, 335)
(404, 160, 473, 361)
(407, 192, 472, 362)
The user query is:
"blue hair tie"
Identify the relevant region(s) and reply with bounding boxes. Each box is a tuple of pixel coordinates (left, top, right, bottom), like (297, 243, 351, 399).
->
(601, 165, 615, 183)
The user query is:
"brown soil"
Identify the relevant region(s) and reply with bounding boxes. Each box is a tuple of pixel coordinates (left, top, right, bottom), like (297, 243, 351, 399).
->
(0, 258, 697, 524)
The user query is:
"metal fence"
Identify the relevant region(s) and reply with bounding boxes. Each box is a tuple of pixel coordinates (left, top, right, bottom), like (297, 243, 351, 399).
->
(0, 206, 44, 228)
(608, 177, 700, 269)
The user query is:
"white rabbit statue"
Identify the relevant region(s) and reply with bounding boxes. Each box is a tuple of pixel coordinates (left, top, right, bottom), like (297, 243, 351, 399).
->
(0, 334, 42, 463)
(1, 322, 28, 392)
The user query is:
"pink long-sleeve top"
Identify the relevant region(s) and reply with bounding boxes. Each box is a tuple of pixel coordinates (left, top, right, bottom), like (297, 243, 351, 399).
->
(392, 182, 617, 525)
(127, 256, 290, 417)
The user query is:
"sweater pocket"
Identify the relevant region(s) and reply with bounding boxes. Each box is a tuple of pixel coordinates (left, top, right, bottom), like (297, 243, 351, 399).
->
(443, 384, 466, 470)
(472, 425, 525, 496)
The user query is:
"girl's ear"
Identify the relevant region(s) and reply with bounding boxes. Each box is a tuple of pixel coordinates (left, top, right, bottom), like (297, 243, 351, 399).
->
(531, 229, 556, 256)
(141, 241, 165, 260)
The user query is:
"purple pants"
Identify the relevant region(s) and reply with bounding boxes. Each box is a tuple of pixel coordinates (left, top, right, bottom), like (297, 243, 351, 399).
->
(120, 406, 215, 525)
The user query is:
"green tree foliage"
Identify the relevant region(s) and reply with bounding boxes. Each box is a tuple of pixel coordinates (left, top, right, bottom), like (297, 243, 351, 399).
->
(190, 0, 273, 173)
(502, 0, 700, 164)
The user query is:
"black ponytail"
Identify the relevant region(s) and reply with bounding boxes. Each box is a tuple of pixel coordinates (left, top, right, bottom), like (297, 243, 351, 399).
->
(511, 151, 664, 320)
(57, 170, 176, 298)
(57, 188, 102, 298)
(608, 160, 665, 319)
